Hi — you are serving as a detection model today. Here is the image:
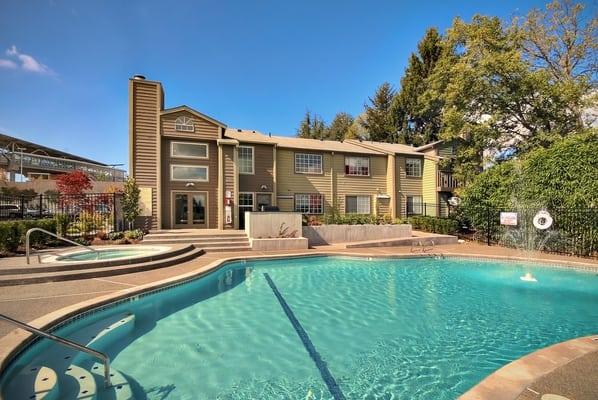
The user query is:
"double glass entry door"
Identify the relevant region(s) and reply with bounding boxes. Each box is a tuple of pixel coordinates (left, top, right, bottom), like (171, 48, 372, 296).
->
(173, 192, 207, 228)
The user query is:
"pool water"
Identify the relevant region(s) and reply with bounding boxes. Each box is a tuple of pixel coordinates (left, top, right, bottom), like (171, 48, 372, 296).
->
(2, 256, 597, 399)
(55, 248, 157, 262)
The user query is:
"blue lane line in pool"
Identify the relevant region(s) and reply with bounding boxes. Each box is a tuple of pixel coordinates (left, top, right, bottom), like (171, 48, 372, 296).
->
(263, 273, 346, 400)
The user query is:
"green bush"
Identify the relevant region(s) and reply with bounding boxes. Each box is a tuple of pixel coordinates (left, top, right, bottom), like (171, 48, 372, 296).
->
(0, 219, 57, 253)
(408, 216, 459, 235)
(107, 231, 124, 241)
(123, 229, 144, 240)
(54, 213, 70, 237)
(321, 212, 395, 225)
(75, 211, 105, 234)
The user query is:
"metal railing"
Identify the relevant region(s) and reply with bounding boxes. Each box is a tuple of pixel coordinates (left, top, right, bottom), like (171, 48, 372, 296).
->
(0, 313, 112, 388)
(26, 228, 99, 264)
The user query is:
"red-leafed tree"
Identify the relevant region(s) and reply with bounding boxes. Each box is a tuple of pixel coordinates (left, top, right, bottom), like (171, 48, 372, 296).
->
(55, 171, 93, 195)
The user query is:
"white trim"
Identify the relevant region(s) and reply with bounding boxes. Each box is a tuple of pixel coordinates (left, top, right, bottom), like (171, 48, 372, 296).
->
(238, 191, 255, 211)
(238, 145, 255, 175)
(344, 155, 371, 177)
(170, 190, 209, 228)
(405, 158, 422, 177)
(174, 116, 195, 132)
(170, 164, 209, 182)
(294, 153, 323, 174)
(170, 141, 209, 160)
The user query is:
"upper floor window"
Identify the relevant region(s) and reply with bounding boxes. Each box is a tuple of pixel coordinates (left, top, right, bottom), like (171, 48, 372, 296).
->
(170, 164, 208, 182)
(174, 116, 194, 132)
(295, 153, 322, 174)
(406, 158, 422, 177)
(171, 142, 208, 159)
(238, 146, 254, 175)
(345, 156, 370, 176)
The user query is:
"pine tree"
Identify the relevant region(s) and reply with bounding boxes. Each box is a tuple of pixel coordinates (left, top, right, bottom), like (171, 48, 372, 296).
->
(328, 112, 354, 141)
(297, 110, 329, 139)
(393, 28, 444, 145)
(360, 82, 396, 142)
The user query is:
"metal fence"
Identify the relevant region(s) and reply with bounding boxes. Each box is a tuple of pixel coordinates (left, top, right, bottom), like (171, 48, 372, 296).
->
(0, 193, 124, 237)
(406, 203, 598, 259)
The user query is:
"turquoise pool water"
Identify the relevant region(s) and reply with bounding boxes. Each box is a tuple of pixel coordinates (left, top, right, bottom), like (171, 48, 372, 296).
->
(55, 248, 158, 262)
(2, 256, 597, 399)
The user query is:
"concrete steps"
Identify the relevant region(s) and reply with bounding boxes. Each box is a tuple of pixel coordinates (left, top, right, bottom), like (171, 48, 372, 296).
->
(142, 230, 251, 253)
(0, 246, 204, 286)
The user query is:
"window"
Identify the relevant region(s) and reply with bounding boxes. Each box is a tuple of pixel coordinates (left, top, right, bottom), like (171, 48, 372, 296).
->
(295, 153, 322, 174)
(238, 146, 254, 174)
(239, 192, 254, 209)
(171, 142, 208, 159)
(346, 195, 370, 214)
(174, 116, 194, 132)
(294, 193, 324, 214)
(406, 158, 422, 177)
(345, 156, 370, 176)
(170, 165, 208, 182)
(407, 196, 423, 215)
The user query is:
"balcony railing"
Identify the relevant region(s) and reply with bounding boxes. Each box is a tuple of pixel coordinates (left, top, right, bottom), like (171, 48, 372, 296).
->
(437, 171, 460, 190)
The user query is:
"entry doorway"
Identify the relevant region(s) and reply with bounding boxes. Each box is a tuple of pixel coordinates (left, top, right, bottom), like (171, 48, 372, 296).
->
(238, 192, 254, 230)
(172, 191, 208, 228)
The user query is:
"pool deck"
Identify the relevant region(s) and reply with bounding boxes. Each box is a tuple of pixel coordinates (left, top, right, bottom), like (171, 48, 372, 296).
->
(0, 241, 596, 400)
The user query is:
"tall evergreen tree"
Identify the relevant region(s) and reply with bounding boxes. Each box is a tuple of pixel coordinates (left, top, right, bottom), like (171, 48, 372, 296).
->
(328, 112, 354, 141)
(296, 111, 328, 139)
(360, 82, 396, 142)
(393, 28, 444, 145)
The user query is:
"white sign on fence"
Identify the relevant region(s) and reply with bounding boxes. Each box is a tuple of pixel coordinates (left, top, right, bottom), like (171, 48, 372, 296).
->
(500, 212, 518, 226)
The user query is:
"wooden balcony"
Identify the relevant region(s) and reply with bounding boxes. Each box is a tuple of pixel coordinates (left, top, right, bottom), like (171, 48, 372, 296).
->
(437, 171, 460, 191)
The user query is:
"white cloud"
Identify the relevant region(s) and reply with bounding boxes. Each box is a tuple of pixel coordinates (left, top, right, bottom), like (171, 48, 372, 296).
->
(0, 59, 17, 69)
(3, 45, 55, 75)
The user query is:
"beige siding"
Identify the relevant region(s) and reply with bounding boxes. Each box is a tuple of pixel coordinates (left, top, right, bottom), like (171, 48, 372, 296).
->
(275, 149, 332, 214)
(335, 154, 388, 215)
(396, 155, 423, 217)
(438, 142, 455, 158)
(422, 158, 438, 216)
(239, 143, 275, 193)
(161, 138, 219, 228)
(162, 110, 220, 140)
(130, 80, 161, 229)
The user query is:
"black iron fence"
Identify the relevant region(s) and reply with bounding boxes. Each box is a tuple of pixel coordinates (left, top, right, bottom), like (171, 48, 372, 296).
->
(0, 193, 124, 237)
(405, 202, 598, 259)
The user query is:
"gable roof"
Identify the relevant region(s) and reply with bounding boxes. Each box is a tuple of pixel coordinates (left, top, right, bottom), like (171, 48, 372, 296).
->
(161, 105, 227, 128)
(345, 139, 421, 156)
(224, 129, 385, 155)
(415, 140, 444, 152)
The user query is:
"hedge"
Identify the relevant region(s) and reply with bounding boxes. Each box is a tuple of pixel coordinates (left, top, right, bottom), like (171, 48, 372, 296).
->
(0, 219, 57, 253)
(408, 216, 459, 235)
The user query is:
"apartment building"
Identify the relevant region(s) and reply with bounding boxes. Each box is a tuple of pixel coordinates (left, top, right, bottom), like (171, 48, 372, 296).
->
(129, 76, 458, 230)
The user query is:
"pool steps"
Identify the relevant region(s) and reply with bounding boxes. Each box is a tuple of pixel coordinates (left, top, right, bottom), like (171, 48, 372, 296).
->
(8, 312, 135, 399)
(0, 245, 204, 286)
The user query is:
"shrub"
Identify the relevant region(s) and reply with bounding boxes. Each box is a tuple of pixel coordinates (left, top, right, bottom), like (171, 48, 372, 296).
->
(54, 213, 71, 237)
(123, 229, 144, 240)
(0, 219, 57, 253)
(75, 211, 105, 234)
(408, 216, 459, 235)
(108, 231, 124, 241)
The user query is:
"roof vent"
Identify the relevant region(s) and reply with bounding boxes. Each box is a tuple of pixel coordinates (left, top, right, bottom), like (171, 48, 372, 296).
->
(132, 75, 146, 80)
(252, 130, 255, 133)
(268, 132, 271, 137)
(237, 129, 242, 132)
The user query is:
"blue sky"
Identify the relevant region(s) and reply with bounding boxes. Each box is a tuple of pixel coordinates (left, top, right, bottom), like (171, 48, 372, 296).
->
(0, 0, 558, 170)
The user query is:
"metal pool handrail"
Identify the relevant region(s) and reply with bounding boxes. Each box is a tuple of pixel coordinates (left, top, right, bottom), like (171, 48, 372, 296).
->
(25, 228, 100, 264)
(0, 313, 112, 388)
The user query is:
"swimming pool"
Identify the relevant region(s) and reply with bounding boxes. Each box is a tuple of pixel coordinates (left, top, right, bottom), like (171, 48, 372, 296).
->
(1, 256, 597, 399)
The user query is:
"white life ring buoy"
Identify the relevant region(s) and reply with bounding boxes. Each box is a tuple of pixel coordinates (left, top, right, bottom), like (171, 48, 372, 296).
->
(533, 210, 553, 230)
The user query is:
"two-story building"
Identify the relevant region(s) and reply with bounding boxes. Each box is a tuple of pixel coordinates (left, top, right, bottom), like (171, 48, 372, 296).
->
(129, 76, 459, 230)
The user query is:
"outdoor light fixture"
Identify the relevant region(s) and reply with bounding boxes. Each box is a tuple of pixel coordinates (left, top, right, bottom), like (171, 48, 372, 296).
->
(185, 182, 195, 187)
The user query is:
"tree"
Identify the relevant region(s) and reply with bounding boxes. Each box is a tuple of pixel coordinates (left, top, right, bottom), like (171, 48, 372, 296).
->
(393, 28, 444, 145)
(360, 82, 396, 142)
(426, 7, 593, 184)
(122, 177, 141, 229)
(328, 112, 354, 141)
(55, 171, 92, 195)
(297, 110, 329, 139)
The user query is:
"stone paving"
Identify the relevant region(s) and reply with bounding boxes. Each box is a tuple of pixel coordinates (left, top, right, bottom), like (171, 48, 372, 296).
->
(0, 241, 596, 400)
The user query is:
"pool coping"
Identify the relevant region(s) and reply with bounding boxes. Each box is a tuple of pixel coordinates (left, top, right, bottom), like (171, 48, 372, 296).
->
(0, 250, 597, 399)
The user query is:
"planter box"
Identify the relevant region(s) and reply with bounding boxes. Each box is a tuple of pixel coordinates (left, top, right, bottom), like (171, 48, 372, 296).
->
(303, 224, 412, 246)
(250, 237, 308, 251)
